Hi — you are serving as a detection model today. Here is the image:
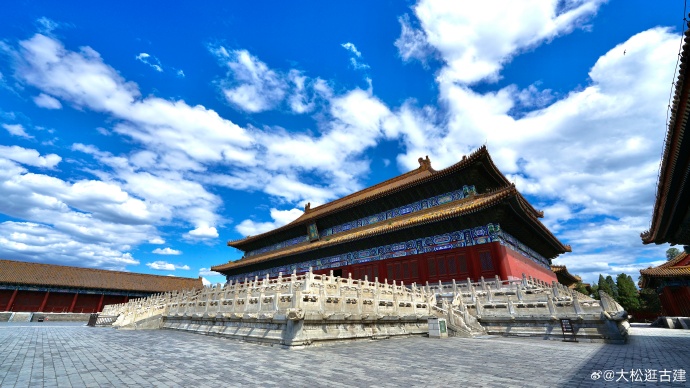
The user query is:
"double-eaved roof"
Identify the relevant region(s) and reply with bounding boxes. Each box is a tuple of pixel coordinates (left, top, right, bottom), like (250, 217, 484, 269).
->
(227, 147, 521, 250)
(642, 27, 690, 246)
(214, 147, 570, 274)
(0, 259, 203, 293)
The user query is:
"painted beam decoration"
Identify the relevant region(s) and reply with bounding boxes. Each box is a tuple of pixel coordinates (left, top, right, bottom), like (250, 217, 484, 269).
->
(307, 222, 320, 242)
(225, 223, 551, 282)
(245, 185, 477, 258)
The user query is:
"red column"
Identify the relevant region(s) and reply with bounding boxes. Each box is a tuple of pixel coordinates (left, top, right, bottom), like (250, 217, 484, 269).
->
(5, 289, 18, 311)
(468, 246, 481, 281)
(493, 243, 509, 280)
(38, 291, 50, 312)
(96, 294, 105, 312)
(69, 293, 79, 313)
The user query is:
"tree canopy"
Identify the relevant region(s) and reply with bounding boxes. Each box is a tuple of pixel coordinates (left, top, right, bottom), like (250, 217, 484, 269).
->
(666, 247, 680, 261)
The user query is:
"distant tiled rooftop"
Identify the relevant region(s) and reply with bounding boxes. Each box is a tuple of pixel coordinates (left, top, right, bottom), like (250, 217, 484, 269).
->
(0, 259, 203, 292)
(639, 252, 690, 278)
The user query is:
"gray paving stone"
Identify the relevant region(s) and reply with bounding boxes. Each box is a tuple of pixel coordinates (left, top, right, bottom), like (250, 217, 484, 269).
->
(0, 322, 689, 387)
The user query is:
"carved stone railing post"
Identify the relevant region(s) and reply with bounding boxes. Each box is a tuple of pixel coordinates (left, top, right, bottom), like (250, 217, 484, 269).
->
(573, 292, 584, 315)
(547, 295, 556, 316)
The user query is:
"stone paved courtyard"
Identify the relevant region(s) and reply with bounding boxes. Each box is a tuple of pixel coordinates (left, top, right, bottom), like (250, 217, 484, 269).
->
(0, 323, 689, 387)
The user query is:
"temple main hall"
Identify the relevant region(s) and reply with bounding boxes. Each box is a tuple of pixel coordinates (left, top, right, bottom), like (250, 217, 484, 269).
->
(213, 147, 571, 285)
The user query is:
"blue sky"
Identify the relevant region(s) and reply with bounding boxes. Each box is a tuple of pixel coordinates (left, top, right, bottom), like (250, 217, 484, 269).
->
(0, 0, 683, 285)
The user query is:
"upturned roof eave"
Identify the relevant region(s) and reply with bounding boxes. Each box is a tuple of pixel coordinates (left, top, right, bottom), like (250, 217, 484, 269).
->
(643, 28, 690, 245)
(227, 146, 529, 250)
(213, 184, 568, 273)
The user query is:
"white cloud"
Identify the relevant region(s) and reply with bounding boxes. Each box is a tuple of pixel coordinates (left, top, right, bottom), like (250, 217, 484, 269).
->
(201, 277, 211, 286)
(0, 145, 61, 168)
(287, 70, 314, 113)
(186, 225, 218, 239)
(388, 22, 676, 284)
(214, 48, 287, 112)
(152, 247, 182, 255)
(36, 17, 60, 34)
(0, 221, 139, 270)
(3, 123, 32, 138)
(350, 58, 370, 70)
(148, 237, 165, 244)
(398, 0, 604, 84)
(394, 14, 433, 64)
(341, 42, 362, 57)
(176, 69, 185, 78)
(0, 155, 165, 269)
(16, 34, 253, 166)
(341, 42, 369, 70)
(199, 267, 222, 276)
(136, 52, 163, 72)
(33, 93, 62, 109)
(236, 208, 303, 236)
(146, 260, 190, 271)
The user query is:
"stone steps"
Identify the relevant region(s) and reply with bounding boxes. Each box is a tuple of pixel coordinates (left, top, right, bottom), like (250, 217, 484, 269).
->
(9, 312, 33, 322)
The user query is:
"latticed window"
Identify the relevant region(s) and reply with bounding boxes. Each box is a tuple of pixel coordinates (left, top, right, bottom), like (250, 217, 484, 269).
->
(428, 258, 437, 277)
(457, 255, 467, 273)
(479, 251, 493, 271)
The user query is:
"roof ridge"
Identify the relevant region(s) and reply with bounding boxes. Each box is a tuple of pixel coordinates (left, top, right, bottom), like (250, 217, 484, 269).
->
(228, 146, 499, 247)
(0, 259, 201, 280)
(214, 184, 561, 272)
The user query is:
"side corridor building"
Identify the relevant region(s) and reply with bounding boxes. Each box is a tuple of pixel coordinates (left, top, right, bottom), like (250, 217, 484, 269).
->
(0, 259, 202, 313)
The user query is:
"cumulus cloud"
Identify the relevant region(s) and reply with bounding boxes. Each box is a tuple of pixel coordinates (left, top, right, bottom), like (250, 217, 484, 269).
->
(0, 221, 139, 269)
(389, 6, 675, 283)
(148, 237, 165, 244)
(3, 123, 32, 138)
(152, 247, 182, 255)
(0, 145, 61, 168)
(236, 208, 303, 236)
(186, 225, 219, 239)
(15, 34, 253, 166)
(146, 260, 190, 270)
(33, 93, 62, 109)
(397, 0, 604, 84)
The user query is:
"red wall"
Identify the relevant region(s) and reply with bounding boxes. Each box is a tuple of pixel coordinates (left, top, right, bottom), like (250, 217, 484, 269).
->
(0, 290, 13, 308)
(2, 290, 130, 313)
(312, 242, 557, 285)
(498, 245, 558, 284)
(660, 286, 690, 316)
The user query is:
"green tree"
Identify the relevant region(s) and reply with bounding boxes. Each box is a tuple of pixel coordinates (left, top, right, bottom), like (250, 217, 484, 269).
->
(573, 282, 590, 297)
(590, 284, 600, 300)
(616, 273, 640, 311)
(639, 287, 661, 312)
(666, 247, 681, 261)
(597, 274, 612, 297)
(605, 275, 619, 300)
